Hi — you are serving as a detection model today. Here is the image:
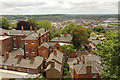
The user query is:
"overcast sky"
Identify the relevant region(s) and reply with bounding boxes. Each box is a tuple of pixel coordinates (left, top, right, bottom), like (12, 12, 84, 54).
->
(0, 0, 119, 15)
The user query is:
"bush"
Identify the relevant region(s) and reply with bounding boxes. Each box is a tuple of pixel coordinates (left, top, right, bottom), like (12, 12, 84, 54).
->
(96, 37, 99, 40)
(64, 62, 69, 71)
(73, 63, 77, 65)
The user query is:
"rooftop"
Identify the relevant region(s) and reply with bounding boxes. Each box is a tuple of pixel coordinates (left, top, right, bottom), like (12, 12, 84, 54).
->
(0, 36, 11, 40)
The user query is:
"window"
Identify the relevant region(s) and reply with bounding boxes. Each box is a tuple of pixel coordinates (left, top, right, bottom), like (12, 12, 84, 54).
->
(26, 49, 28, 53)
(13, 37, 16, 40)
(25, 41, 28, 44)
(32, 49, 35, 53)
(31, 41, 34, 44)
(14, 43, 16, 46)
(93, 74, 96, 78)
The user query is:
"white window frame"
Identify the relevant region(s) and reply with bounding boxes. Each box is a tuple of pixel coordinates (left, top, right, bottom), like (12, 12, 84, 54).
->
(13, 37, 16, 40)
(93, 74, 96, 78)
(14, 43, 16, 46)
(26, 49, 28, 53)
(31, 41, 34, 44)
(25, 41, 28, 44)
(32, 49, 35, 53)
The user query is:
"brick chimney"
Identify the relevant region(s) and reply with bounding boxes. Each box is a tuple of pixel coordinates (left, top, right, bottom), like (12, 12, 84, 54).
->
(77, 57, 80, 64)
(86, 61, 91, 73)
(47, 27, 49, 30)
(82, 56, 85, 64)
(64, 32, 67, 37)
(30, 26, 32, 32)
(53, 49, 57, 56)
(79, 55, 81, 60)
(45, 27, 46, 32)
(4, 52, 9, 62)
(30, 54, 35, 64)
(51, 61, 55, 68)
(21, 26, 24, 31)
(17, 55, 22, 64)
(34, 27, 37, 32)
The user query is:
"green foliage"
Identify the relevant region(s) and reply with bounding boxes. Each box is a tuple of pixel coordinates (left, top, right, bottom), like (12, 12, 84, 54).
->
(93, 25, 105, 33)
(96, 37, 99, 40)
(84, 27, 92, 37)
(62, 23, 76, 34)
(37, 20, 51, 29)
(2, 18, 11, 30)
(90, 32, 96, 37)
(64, 62, 69, 71)
(94, 30, 120, 79)
(73, 63, 77, 65)
(71, 27, 89, 49)
(27, 18, 37, 25)
(61, 44, 75, 62)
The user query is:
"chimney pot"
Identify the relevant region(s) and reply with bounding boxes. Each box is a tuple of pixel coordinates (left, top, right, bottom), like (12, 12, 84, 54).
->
(86, 61, 91, 73)
(30, 26, 32, 31)
(4, 52, 9, 60)
(45, 27, 46, 32)
(51, 61, 55, 68)
(34, 27, 37, 32)
(21, 26, 24, 31)
(64, 32, 67, 37)
(53, 49, 57, 56)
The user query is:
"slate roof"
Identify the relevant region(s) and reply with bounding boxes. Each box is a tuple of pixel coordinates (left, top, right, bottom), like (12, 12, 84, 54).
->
(0, 56, 43, 69)
(51, 34, 72, 42)
(46, 50, 63, 64)
(9, 48, 24, 58)
(73, 55, 103, 74)
(38, 42, 50, 49)
(46, 42, 56, 47)
(23, 32, 39, 40)
(1, 28, 49, 37)
(46, 61, 62, 72)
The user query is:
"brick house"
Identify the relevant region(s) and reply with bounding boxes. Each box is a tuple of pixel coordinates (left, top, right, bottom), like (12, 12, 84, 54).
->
(0, 49, 44, 74)
(38, 42, 61, 59)
(45, 49, 64, 78)
(0, 36, 13, 56)
(0, 26, 50, 74)
(73, 55, 103, 79)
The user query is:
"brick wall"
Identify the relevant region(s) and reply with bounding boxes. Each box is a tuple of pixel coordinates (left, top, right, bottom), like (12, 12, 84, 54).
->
(0, 37, 13, 56)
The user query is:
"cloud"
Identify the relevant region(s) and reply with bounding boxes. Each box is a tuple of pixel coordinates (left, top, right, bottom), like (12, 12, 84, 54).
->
(0, 0, 119, 15)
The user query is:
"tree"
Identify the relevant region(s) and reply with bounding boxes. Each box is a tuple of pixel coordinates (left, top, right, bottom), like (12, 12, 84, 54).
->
(71, 27, 89, 50)
(90, 32, 96, 37)
(61, 44, 75, 62)
(37, 20, 51, 29)
(84, 27, 92, 37)
(93, 25, 105, 33)
(27, 18, 37, 26)
(16, 21, 37, 30)
(94, 30, 120, 79)
(2, 18, 10, 30)
(62, 23, 76, 34)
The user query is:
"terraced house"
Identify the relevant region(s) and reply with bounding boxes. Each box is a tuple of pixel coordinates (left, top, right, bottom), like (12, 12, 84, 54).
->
(0, 26, 51, 74)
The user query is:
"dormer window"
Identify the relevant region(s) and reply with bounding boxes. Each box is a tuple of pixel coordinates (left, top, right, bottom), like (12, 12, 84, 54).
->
(32, 41, 34, 44)
(25, 41, 28, 44)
